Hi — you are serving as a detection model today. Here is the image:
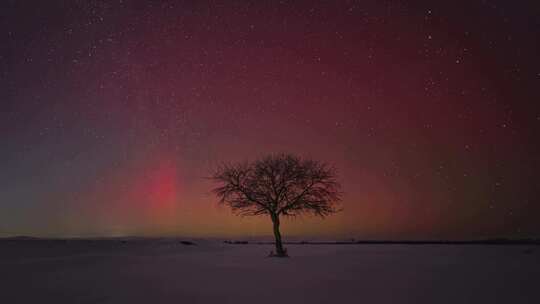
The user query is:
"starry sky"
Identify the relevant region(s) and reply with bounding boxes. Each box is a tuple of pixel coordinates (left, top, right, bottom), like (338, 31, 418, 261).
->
(1, 0, 539, 239)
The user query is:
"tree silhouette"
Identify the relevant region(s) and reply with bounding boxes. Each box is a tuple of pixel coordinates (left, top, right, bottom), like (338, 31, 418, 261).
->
(211, 153, 342, 257)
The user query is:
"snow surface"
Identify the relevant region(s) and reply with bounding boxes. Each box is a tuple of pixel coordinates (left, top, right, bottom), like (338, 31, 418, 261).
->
(1, 239, 539, 303)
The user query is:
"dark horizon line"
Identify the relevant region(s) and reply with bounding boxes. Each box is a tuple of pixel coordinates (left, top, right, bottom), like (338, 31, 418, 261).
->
(1, 235, 539, 245)
(248, 240, 540, 246)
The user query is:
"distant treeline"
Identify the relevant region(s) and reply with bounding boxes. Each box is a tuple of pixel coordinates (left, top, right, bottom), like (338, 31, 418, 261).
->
(2, 237, 539, 246)
(224, 239, 540, 246)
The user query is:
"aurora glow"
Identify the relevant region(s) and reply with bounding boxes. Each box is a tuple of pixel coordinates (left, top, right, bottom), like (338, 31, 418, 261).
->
(1, 0, 539, 239)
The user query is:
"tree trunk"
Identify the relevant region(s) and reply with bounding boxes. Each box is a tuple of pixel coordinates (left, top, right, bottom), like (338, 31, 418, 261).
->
(271, 214, 286, 257)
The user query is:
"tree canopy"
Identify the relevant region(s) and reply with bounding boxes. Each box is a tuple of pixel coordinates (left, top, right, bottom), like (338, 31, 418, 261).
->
(211, 153, 342, 256)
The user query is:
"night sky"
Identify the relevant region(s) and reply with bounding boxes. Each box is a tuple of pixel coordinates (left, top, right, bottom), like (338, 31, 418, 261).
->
(1, 1, 539, 239)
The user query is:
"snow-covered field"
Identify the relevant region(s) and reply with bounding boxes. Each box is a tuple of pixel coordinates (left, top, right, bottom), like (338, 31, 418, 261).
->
(1, 239, 538, 303)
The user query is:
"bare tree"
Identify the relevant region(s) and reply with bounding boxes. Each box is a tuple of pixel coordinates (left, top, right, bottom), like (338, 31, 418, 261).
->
(211, 153, 342, 257)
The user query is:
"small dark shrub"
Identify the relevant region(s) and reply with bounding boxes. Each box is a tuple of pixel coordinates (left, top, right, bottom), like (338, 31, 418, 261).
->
(233, 241, 248, 244)
(180, 240, 196, 246)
